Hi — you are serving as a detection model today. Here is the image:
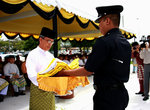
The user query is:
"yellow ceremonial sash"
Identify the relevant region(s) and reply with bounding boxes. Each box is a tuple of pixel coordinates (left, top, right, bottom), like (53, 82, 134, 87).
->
(37, 58, 90, 95)
(37, 58, 56, 77)
(38, 58, 80, 77)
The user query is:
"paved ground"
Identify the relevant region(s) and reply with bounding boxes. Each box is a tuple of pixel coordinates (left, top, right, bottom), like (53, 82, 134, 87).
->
(0, 76, 94, 110)
(0, 65, 150, 110)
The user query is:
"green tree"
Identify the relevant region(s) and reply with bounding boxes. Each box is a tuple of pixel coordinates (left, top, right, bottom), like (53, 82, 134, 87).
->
(70, 39, 96, 53)
(0, 38, 27, 52)
(0, 40, 9, 52)
(23, 37, 39, 51)
(11, 38, 25, 51)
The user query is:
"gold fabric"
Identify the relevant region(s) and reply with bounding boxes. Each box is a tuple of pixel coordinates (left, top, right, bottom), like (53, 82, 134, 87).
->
(2, 0, 26, 4)
(5, 32, 17, 37)
(32, 1, 55, 12)
(20, 33, 30, 38)
(0, 81, 9, 91)
(30, 83, 55, 110)
(77, 16, 89, 24)
(37, 58, 89, 96)
(59, 8, 74, 19)
(38, 58, 79, 77)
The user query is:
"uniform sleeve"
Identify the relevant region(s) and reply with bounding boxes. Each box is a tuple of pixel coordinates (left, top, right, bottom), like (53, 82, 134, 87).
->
(85, 38, 108, 72)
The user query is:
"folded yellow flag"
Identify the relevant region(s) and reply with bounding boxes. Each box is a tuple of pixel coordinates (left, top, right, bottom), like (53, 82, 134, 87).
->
(37, 58, 89, 95)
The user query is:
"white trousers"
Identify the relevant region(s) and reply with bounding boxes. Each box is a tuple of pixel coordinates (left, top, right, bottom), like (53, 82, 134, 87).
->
(13, 85, 25, 92)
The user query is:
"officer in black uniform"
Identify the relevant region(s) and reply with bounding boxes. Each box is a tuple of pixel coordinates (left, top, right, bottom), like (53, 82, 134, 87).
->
(57, 5, 131, 110)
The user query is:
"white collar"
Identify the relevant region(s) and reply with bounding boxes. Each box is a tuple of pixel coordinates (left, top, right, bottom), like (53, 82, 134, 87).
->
(37, 46, 47, 54)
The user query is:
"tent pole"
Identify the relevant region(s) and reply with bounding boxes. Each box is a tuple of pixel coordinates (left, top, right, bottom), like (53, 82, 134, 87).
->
(53, 12, 58, 57)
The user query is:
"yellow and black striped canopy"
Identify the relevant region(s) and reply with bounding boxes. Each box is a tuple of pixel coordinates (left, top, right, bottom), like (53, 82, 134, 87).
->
(0, 0, 136, 41)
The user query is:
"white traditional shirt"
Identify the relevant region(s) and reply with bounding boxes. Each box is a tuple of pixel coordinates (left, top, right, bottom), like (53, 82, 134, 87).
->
(79, 59, 85, 66)
(3, 63, 20, 78)
(26, 46, 60, 86)
(62, 60, 70, 65)
(84, 58, 87, 63)
(140, 48, 150, 64)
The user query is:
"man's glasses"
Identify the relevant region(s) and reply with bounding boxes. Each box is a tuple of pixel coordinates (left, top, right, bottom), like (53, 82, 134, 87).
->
(42, 38, 54, 44)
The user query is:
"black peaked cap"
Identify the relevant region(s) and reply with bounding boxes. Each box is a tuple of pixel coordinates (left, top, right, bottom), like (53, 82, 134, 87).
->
(95, 5, 123, 23)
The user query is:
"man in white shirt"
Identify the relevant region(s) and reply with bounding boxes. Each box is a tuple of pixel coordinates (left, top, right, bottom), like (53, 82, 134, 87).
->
(3, 55, 26, 96)
(26, 27, 56, 110)
(140, 35, 150, 101)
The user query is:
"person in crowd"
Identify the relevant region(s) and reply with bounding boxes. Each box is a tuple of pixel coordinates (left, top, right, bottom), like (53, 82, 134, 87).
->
(0, 74, 9, 102)
(131, 42, 144, 95)
(58, 54, 64, 60)
(69, 54, 76, 63)
(0, 56, 4, 75)
(132, 58, 137, 73)
(21, 54, 30, 87)
(78, 54, 85, 67)
(15, 55, 23, 75)
(140, 35, 150, 101)
(83, 53, 88, 64)
(26, 27, 57, 110)
(3, 56, 9, 65)
(57, 5, 131, 110)
(3, 55, 26, 96)
(62, 55, 70, 64)
(0, 57, 8, 102)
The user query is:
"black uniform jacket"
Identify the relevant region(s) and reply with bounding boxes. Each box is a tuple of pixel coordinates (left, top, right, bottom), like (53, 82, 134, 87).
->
(85, 28, 131, 86)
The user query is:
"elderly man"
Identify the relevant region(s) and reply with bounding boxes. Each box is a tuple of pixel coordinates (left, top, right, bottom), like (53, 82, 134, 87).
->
(57, 5, 131, 110)
(26, 27, 56, 110)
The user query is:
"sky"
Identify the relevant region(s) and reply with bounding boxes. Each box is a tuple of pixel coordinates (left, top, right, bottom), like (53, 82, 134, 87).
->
(62, 0, 150, 42)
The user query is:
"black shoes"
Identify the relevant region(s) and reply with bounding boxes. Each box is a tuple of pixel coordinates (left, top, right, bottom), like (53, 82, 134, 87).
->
(0, 95, 4, 102)
(14, 91, 26, 96)
(135, 91, 144, 95)
(19, 91, 26, 95)
(135, 92, 149, 101)
(142, 94, 145, 97)
(14, 92, 19, 97)
(143, 96, 149, 101)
